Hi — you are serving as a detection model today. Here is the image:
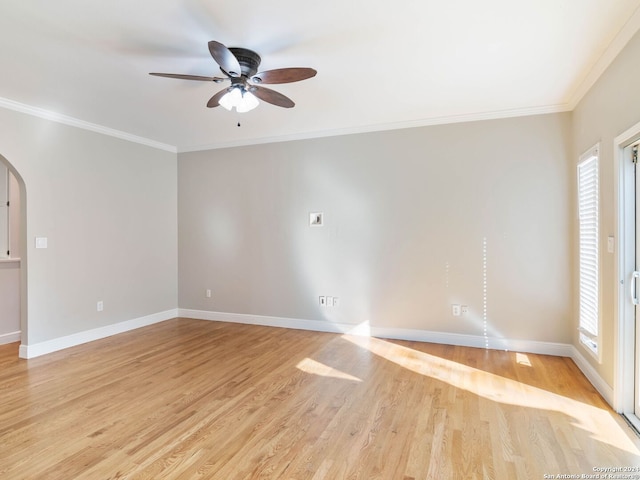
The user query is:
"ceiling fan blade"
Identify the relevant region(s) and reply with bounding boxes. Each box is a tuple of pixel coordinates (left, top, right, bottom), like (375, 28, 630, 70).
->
(208, 41, 241, 77)
(251, 68, 317, 84)
(251, 86, 295, 108)
(207, 88, 230, 108)
(149, 72, 225, 82)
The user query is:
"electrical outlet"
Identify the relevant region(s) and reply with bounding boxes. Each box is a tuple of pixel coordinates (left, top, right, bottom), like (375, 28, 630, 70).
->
(319, 295, 340, 307)
(206, 289, 212, 298)
(97, 301, 104, 312)
(452, 304, 461, 316)
(461, 305, 469, 315)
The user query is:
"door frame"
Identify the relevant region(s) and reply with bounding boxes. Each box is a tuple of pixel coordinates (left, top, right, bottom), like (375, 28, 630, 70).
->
(614, 119, 640, 430)
(0, 154, 27, 348)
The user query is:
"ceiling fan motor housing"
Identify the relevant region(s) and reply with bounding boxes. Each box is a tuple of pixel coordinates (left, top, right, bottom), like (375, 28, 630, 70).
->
(229, 48, 262, 77)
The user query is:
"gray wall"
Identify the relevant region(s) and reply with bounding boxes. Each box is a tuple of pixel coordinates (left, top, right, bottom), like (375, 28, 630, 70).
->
(0, 108, 178, 345)
(572, 29, 640, 386)
(178, 113, 573, 343)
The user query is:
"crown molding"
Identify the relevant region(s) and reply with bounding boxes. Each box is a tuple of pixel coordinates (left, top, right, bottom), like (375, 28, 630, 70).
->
(568, 4, 640, 110)
(177, 103, 570, 153)
(0, 97, 177, 153)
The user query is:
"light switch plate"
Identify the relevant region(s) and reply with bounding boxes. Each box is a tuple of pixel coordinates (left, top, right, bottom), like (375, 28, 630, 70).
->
(607, 236, 614, 253)
(35, 237, 48, 249)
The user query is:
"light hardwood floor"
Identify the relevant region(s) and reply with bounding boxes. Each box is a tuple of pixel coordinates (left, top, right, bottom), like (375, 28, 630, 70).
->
(0, 318, 639, 479)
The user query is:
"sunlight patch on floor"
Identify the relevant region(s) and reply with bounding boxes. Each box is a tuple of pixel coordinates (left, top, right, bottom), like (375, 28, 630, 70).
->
(516, 352, 532, 366)
(342, 334, 640, 456)
(296, 357, 362, 382)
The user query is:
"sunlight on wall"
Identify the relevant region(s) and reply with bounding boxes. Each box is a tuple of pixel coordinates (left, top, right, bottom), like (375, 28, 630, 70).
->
(445, 236, 509, 347)
(453, 236, 510, 349)
(483, 236, 488, 348)
(445, 261, 449, 289)
(345, 320, 371, 336)
(342, 334, 640, 456)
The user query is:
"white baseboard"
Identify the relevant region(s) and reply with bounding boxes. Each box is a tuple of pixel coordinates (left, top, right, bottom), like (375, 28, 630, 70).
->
(0, 330, 21, 345)
(569, 345, 614, 405)
(183, 309, 619, 405)
(19, 309, 178, 359)
(16, 307, 613, 408)
(178, 309, 574, 357)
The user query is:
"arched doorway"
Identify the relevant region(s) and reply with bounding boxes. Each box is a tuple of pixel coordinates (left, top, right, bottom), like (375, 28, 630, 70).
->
(0, 154, 27, 350)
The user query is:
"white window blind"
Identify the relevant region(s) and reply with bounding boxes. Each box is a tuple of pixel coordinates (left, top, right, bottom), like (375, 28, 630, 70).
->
(577, 147, 599, 355)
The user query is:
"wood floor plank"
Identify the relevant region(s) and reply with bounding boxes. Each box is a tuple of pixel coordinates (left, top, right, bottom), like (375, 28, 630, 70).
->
(1, 318, 639, 479)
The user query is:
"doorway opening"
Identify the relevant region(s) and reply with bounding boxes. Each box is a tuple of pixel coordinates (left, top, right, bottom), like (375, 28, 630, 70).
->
(0, 154, 27, 349)
(614, 120, 640, 433)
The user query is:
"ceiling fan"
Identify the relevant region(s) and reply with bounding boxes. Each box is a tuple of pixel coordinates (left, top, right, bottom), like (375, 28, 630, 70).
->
(149, 41, 317, 113)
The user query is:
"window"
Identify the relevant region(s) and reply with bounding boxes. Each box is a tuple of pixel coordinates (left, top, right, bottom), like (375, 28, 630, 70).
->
(577, 145, 599, 357)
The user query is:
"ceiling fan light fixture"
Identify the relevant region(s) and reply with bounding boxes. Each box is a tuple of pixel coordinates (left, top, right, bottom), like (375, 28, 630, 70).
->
(218, 87, 241, 111)
(236, 90, 259, 113)
(219, 87, 259, 113)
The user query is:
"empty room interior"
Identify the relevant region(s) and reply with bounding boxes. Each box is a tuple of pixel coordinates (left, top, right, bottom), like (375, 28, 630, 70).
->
(2, 1, 640, 478)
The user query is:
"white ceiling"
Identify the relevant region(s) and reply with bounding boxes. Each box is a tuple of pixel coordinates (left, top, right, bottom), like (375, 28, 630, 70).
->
(1, 0, 639, 152)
